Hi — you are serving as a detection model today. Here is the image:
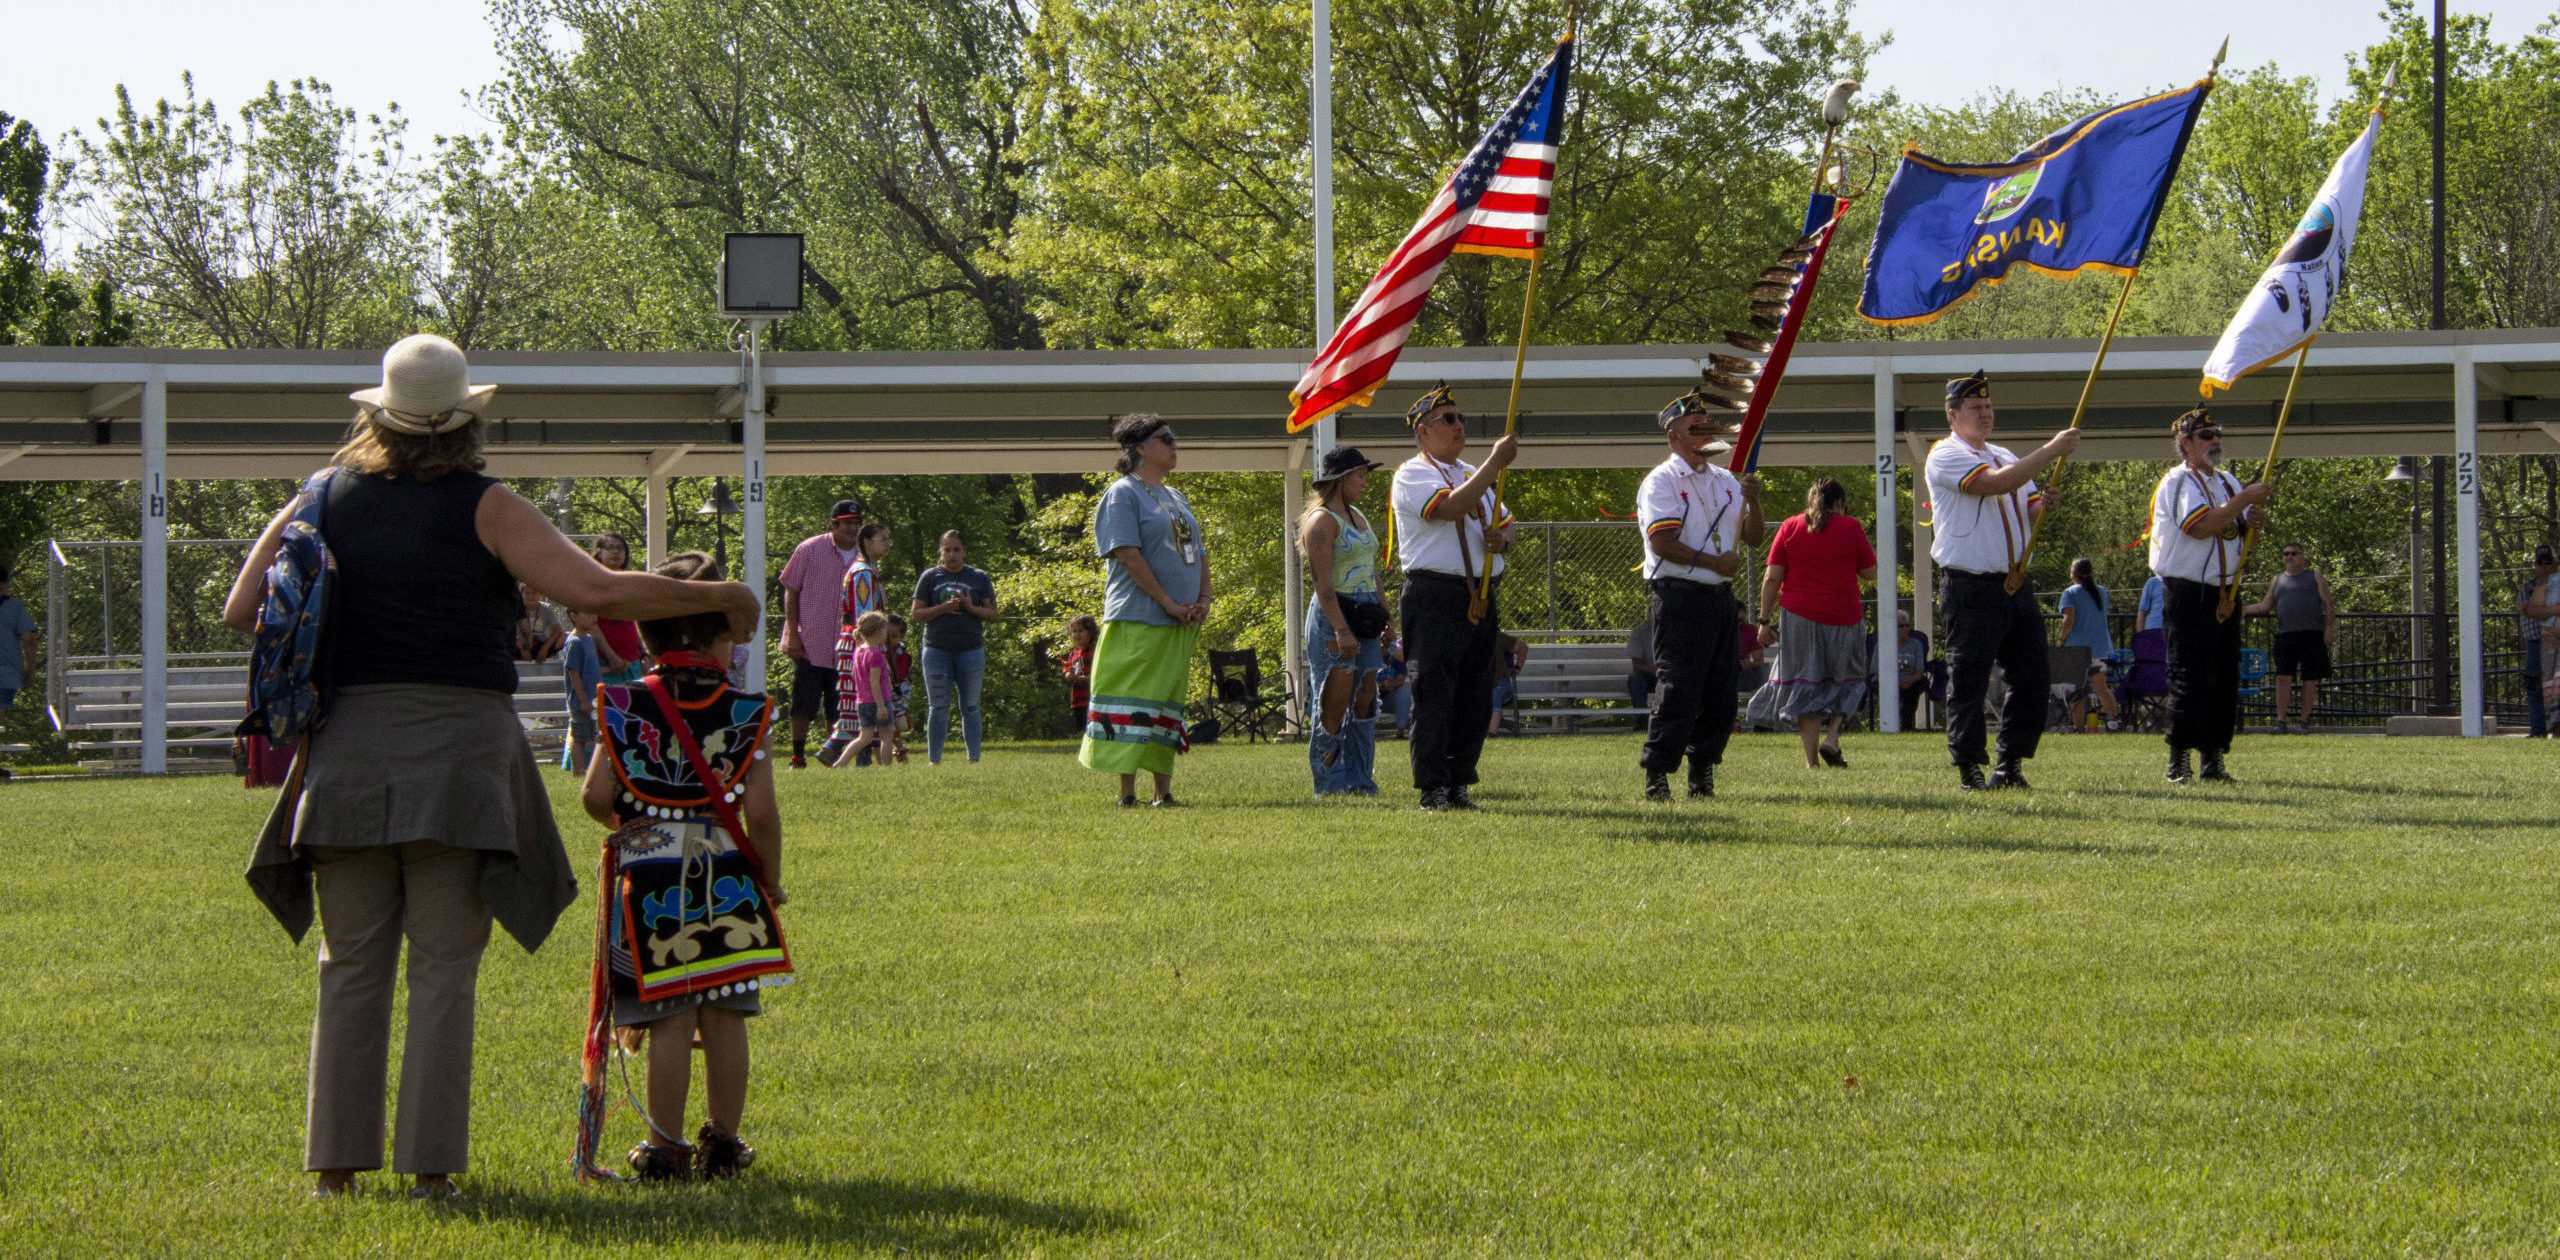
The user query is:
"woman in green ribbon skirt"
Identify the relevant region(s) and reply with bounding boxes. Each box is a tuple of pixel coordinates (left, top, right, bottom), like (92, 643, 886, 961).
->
(1078, 413, 1210, 806)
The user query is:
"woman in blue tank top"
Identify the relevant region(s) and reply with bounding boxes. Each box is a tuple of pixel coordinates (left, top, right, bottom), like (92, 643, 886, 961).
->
(1299, 445, 1391, 796)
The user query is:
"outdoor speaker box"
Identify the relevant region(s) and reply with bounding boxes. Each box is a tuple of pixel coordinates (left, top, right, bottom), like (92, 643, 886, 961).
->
(720, 233, 805, 317)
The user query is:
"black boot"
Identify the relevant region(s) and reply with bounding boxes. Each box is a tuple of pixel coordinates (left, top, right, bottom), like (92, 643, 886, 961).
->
(2199, 750, 2236, 783)
(1447, 785, 1480, 810)
(2166, 747, 2193, 784)
(1687, 764, 1713, 799)
(1418, 787, 1452, 811)
(1987, 759, 2031, 790)
(1644, 770, 1671, 802)
(1957, 763, 1988, 791)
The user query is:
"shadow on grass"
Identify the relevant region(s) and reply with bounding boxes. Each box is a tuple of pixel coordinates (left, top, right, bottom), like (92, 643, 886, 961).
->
(1616, 817, 2158, 857)
(465, 1173, 1135, 1252)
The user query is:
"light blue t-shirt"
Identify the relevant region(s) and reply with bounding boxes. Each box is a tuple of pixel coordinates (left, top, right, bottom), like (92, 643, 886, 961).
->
(2137, 576, 2166, 632)
(2058, 583, 2113, 655)
(1093, 475, 1203, 626)
(0, 595, 34, 692)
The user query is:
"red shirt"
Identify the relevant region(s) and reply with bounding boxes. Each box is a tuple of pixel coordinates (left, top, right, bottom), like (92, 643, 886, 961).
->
(598, 618, 645, 669)
(1765, 513, 1875, 627)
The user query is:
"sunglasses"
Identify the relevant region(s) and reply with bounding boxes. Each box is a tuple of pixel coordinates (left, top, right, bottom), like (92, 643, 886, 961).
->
(1150, 431, 1179, 446)
(2190, 429, 2223, 442)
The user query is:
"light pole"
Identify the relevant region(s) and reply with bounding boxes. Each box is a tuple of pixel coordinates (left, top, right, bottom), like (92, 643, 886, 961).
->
(699, 477, 741, 572)
(720, 232, 804, 690)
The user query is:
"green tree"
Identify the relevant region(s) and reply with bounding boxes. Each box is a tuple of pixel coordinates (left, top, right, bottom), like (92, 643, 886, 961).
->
(1, 111, 132, 347)
(60, 78, 425, 349)
(1020, 0, 1876, 352)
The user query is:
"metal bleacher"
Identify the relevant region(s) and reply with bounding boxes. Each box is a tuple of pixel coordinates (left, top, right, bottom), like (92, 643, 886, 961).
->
(52, 659, 574, 769)
(1502, 634, 1646, 733)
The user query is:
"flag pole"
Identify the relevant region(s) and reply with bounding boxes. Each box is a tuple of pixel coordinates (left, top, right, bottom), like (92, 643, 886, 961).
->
(2215, 340, 2313, 621)
(1471, 245, 1544, 623)
(2003, 267, 2137, 594)
(1468, 10, 1576, 625)
(2005, 35, 2228, 594)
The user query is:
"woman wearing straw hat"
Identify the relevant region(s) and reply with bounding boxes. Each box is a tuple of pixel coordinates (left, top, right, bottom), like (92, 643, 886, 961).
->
(224, 334, 759, 1200)
(1298, 444, 1391, 796)
(1078, 413, 1209, 807)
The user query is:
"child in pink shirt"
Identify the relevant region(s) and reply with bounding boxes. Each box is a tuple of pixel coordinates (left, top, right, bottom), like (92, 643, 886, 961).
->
(827, 611, 895, 769)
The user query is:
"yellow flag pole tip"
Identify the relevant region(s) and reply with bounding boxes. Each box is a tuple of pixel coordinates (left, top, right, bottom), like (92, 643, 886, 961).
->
(2212, 35, 2229, 74)
(2384, 61, 2401, 93)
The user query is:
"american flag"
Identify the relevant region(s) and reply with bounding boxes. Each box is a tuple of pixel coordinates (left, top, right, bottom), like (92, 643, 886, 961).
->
(1287, 36, 1573, 432)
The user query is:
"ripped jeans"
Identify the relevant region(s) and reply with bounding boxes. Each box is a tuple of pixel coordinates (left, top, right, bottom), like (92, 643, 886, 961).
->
(1303, 592, 1385, 796)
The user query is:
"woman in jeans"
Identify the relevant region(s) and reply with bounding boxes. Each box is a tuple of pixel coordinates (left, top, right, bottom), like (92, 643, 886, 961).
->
(1299, 445, 1391, 796)
(910, 529, 999, 763)
(226, 335, 756, 1200)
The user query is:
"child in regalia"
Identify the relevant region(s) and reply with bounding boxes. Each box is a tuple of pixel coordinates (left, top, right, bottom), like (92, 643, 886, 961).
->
(578, 552, 790, 1183)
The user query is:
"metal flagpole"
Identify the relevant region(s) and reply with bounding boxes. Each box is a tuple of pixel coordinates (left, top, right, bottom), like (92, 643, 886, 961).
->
(1311, 0, 1336, 456)
(2215, 343, 2313, 622)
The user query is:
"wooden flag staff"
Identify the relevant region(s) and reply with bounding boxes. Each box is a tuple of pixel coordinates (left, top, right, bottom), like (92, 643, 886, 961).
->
(1471, 241, 1544, 625)
(2214, 342, 2312, 620)
(2002, 269, 2137, 594)
(1469, 6, 1578, 624)
(2004, 35, 2230, 595)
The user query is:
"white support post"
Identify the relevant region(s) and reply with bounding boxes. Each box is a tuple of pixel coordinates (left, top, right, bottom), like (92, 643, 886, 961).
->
(1873, 361, 1899, 734)
(744, 322, 771, 692)
(1310, 0, 1335, 458)
(1283, 440, 1307, 725)
(140, 368, 168, 774)
(644, 474, 668, 567)
(2454, 349, 2483, 736)
(1906, 431, 1934, 661)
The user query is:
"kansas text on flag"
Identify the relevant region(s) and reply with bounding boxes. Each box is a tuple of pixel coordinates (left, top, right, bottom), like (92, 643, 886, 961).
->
(1858, 81, 2211, 326)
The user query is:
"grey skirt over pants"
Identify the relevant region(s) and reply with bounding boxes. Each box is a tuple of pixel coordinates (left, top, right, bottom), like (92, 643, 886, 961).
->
(244, 684, 577, 1174)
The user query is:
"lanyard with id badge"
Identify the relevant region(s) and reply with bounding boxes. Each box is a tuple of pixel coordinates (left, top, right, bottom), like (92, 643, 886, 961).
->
(1146, 483, 1198, 567)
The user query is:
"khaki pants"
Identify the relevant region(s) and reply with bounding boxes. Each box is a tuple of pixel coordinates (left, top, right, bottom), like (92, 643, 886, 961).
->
(305, 841, 493, 1174)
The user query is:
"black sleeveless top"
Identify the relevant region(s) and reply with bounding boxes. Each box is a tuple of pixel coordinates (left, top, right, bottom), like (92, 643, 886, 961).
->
(324, 470, 520, 694)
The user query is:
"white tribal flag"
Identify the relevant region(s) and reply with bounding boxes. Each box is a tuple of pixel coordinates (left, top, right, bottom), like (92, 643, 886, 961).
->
(2199, 107, 2381, 395)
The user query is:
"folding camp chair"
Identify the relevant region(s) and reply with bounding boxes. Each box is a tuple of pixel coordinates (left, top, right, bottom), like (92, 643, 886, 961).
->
(2116, 628, 2170, 732)
(1206, 648, 1289, 743)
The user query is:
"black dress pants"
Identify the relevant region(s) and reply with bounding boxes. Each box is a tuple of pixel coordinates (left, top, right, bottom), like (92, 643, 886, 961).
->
(2163, 576, 2243, 754)
(1400, 572, 1500, 791)
(1639, 579, 1738, 774)
(1943, 570, 2049, 767)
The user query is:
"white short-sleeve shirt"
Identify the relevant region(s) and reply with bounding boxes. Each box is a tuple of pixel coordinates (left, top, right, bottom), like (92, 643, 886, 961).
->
(2149, 463, 2246, 583)
(1924, 434, 2039, 575)
(1392, 452, 1512, 578)
(1636, 453, 1745, 583)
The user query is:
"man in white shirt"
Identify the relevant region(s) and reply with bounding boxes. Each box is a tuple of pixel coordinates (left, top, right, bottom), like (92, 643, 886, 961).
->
(2149, 408, 2269, 783)
(1924, 371, 2080, 791)
(1392, 383, 1518, 812)
(1635, 388, 1763, 802)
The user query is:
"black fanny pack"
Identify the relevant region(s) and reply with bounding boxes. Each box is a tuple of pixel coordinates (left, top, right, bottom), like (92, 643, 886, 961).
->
(1339, 597, 1391, 641)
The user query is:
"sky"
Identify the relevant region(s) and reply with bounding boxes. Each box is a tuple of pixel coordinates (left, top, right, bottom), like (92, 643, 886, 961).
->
(1, 0, 2551, 158)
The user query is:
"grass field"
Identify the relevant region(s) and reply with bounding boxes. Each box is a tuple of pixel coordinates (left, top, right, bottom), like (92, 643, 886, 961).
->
(4, 731, 2558, 1257)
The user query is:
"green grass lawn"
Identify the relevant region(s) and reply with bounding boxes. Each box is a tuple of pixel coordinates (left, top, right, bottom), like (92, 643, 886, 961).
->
(4, 731, 2558, 1257)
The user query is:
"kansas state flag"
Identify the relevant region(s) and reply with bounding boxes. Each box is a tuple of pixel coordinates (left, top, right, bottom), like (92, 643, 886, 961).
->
(1859, 81, 2211, 326)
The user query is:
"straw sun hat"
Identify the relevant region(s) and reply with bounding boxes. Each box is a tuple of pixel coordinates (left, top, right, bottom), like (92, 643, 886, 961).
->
(348, 334, 497, 435)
